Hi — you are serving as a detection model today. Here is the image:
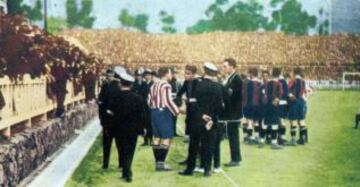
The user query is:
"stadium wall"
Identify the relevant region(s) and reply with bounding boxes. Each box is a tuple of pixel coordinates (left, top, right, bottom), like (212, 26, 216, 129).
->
(0, 103, 97, 186)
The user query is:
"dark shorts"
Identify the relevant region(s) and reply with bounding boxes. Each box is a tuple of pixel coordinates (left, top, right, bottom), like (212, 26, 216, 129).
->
(243, 105, 263, 121)
(264, 104, 280, 125)
(151, 108, 174, 139)
(288, 98, 306, 121)
(278, 104, 288, 119)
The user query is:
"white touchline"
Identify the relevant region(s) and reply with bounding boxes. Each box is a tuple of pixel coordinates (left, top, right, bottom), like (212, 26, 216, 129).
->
(176, 123, 240, 187)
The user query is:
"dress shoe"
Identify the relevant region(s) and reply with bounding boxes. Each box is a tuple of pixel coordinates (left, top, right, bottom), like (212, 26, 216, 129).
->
(178, 170, 193, 176)
(224, 161, 240, 167)
(178, 160, 187, 166)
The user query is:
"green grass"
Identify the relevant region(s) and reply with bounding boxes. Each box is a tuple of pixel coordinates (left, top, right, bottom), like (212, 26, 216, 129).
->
(66, 91, 360, 187)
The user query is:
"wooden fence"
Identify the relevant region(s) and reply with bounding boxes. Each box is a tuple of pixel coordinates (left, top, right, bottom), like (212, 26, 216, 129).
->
(0, 74, 89, 138)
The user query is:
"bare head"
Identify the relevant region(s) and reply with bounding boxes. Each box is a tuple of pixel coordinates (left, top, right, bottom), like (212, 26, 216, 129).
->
(223, 58, 237, 74)
(184, 65, 197, 81)
(158, 67, 173, 81)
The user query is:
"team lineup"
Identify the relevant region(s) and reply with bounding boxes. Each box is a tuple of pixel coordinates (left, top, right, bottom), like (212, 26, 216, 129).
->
(97, 58, 310, 183)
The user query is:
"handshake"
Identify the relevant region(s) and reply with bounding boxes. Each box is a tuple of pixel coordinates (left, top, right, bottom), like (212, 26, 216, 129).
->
(202, 114, 214, 131)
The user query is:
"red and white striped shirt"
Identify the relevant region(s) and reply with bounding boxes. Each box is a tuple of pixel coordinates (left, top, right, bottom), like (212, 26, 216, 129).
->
(148, 80, 179, 116)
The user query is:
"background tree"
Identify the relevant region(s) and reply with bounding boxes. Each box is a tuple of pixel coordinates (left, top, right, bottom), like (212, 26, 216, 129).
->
(317, 7, 330, 35)
(6, 0, 43, 22)
(159, 10, 176, 33)
(269, 0, 317, 35)
(187, 0, 268, 34)
(188, 0, 319, 35)
(66, 0, 95, 28)
(118, 9, 148, 32)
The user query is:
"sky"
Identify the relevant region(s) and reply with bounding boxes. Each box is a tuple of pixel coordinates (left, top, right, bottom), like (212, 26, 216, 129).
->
(23, 0, 328, 33)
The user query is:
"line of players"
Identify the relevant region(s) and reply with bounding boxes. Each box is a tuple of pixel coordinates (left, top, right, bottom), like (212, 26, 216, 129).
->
(241, 66, 309, 149)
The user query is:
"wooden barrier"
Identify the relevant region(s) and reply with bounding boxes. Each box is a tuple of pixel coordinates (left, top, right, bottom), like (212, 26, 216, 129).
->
(0, 74, 88, 138)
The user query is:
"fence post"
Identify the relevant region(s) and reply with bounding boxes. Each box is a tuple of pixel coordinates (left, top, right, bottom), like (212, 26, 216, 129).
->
(40, 113, 47, 121)
(25, 119, 32, 128)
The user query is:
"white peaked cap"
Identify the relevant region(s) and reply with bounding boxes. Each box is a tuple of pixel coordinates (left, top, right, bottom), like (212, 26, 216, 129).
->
(113, 66, 127, 77)
(204, 62, 218, 72)
(120, 72, 135, 83)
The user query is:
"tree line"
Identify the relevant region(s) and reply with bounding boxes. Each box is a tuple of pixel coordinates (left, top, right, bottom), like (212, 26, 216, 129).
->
(5, 0, 329, 35)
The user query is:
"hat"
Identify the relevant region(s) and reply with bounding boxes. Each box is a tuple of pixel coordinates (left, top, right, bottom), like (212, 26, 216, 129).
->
(113, 66, 126, 76)
(120, 73, 135, 83)
(143, 69, 153, 76)
(135, 67, 145, 76)
(204, 62, 218, 72)
(113, 66, 127, 80)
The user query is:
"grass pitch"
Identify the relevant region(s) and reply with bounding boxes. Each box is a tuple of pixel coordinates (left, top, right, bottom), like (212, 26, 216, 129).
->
(66, 91, 360, 187)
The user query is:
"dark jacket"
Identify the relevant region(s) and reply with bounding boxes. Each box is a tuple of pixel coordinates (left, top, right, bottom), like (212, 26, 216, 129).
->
(191, 77, 224, 131)
(132, 80, 147, 98)
(177, 78, 199, 122)
(222, 73, 243, 120)
(98, 80, 119, 126)
(108, 90, 147, 135)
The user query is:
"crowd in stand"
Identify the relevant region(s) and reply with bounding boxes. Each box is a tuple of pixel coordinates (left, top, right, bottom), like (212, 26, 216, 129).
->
(62, 30, 360, 80)
(0, 11, 102, 117)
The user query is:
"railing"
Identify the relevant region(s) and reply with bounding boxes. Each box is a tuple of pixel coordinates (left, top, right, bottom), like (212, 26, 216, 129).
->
(0, 74, 87, 138)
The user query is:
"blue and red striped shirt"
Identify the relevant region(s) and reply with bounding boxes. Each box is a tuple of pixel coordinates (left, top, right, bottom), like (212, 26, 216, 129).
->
(242, 79, 262, 107)
(263, 80, 283, 104)
(288, 77, 306, 99)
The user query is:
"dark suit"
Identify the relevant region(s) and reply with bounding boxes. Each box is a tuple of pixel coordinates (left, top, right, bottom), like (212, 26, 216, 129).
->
(132, 80, 153, 143)
(98, 80, 121, 168)
(108, 89, 146, 179)
(185, 77, 224, 173)
(170, 78, 182, 135)
(176, 79, 199, 135)
(222, 72, 243, 163)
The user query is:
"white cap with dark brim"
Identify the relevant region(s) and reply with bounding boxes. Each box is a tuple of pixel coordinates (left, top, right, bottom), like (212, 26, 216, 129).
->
(204, 62, 218, 72)
(113, 66, 127, 76)
(119, 73, 135, 83)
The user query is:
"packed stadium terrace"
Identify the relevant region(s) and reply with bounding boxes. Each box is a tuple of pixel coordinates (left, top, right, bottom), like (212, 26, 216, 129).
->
(61, 29, 360, 80)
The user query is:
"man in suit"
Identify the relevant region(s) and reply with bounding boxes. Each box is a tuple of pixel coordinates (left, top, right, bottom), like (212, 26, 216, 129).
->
(170, 68, 182, 137)
(176, 65, 199, 140)
(141, 69, 154, 146)
(176, 65, 199, 165)
(179, 62, 224, 177)
(108, 71, 147, 183)
(98, 68, 122, 169)
(221, 58, 242, 167)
